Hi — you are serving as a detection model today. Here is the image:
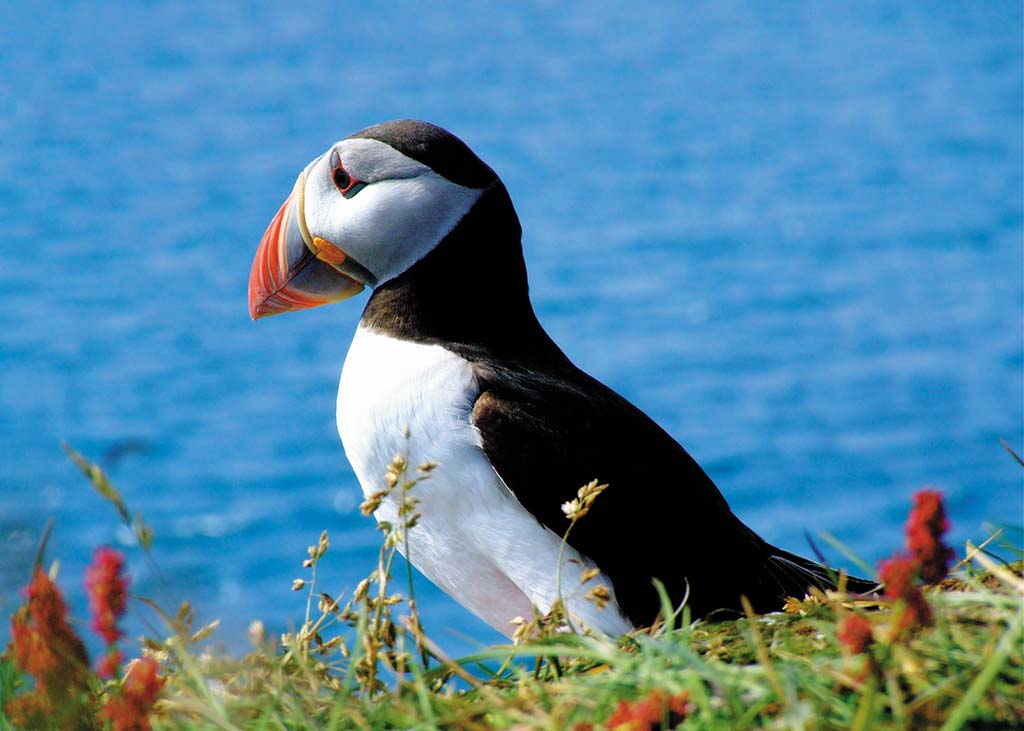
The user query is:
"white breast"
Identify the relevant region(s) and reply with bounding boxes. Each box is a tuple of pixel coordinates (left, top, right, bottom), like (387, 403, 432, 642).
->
(337, 326, 632, 637)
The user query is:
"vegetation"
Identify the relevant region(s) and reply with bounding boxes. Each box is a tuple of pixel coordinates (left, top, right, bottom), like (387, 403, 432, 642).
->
(1, 446, 1022, 730)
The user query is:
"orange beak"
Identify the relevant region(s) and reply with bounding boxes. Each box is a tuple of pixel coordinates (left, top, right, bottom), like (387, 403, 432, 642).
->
(248, 173, 369, 320)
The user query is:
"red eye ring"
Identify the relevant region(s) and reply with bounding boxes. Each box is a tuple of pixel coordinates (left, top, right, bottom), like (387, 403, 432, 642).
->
(330, 149, 364, 198)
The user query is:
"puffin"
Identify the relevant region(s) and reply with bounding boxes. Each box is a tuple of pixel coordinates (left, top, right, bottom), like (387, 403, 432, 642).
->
(248, 120, 874, 637)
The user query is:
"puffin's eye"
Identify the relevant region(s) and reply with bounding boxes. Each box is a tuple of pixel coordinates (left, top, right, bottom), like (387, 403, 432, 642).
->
(330, 150, 365, 199)
(333, 167, 352, 190)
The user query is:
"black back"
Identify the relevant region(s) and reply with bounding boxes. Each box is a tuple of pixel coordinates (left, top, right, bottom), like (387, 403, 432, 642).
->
(358, 122, 875, 625)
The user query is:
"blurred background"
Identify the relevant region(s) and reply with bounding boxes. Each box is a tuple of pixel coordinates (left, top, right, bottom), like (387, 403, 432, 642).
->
(1, 1, 1021, 655)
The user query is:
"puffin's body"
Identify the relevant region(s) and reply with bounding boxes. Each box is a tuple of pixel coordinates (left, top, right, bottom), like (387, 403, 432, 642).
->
(249, 120, 873, 637)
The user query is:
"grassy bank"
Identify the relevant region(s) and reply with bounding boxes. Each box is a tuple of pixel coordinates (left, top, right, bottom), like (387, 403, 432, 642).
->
(2, 450, 1022, 730)
(149, 558, 1022, 730)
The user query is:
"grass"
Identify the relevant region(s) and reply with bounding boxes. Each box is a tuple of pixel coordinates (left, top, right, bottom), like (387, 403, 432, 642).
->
(146, 551, 1024, 730)
(1, 448, 1022, 730)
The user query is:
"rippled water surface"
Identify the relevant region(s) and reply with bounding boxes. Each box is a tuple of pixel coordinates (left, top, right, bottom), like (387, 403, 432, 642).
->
(1, 1, 1021, 652)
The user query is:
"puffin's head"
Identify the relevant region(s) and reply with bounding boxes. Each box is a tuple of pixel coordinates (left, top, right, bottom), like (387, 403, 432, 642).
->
(249, 120, 498, 319)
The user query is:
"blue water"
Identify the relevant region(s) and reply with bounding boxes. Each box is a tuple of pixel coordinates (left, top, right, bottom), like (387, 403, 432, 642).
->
(1, 2, 1021, 655)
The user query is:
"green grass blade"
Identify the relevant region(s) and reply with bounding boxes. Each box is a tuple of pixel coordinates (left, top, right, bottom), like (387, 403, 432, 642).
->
(939, 609, 1023, 731)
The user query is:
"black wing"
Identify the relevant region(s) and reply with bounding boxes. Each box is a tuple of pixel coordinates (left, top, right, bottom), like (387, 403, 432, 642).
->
(469, 358, 848, 625)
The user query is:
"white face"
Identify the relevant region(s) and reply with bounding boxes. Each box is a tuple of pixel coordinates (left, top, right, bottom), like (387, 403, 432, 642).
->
(301, 138, 487, 286)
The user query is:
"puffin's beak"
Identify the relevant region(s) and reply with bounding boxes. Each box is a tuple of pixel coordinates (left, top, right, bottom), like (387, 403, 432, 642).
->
(248, 173, 371, 320)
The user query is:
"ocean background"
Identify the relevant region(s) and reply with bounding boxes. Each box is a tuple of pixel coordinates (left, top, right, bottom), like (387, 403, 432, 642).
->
(1, 1, 1021, 655)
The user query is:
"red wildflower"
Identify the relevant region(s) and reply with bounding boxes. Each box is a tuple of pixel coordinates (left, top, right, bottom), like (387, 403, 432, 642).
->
(3, 692, 51, 729)
(97, 648, 124, 679)
(11, 605, 58, 681)
(6, 567, 91, 730)
(99, 657, 165, 731)
(9, 568, 89, 691)
(837, 614, 873, 655)
(905, 489, 954, 584)
(607, 689, 690, 731)
(85, 546, 129, 644)
(122, 657, 163, 703)
(879, 555, 933, 632)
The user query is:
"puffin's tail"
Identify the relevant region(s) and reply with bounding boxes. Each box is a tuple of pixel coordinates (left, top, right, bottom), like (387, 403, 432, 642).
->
(764, 546, 879, 600)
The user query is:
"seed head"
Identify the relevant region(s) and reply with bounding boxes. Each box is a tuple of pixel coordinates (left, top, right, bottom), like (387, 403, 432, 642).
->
(580, 567, 601, 584)
(360, 490, 387, 516)
(563, 480, 608, 521)
(585, 584, 612, 610)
